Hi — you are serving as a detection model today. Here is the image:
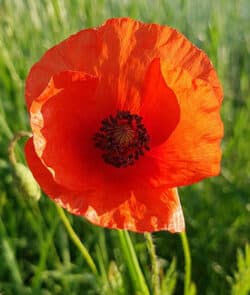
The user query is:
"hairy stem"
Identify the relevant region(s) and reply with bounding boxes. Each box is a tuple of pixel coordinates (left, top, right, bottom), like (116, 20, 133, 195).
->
(56, 205, 97, 274)
(180, 232, 191, 295)
(118, 230, 150, 295)
(8, 131, 32, 164)
(145, 233, 161, 295)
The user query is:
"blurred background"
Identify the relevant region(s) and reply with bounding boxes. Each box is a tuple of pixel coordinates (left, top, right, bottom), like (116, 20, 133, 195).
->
(0, 0, 249, 294)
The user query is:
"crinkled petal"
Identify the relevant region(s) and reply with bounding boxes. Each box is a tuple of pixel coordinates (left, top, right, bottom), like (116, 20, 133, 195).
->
(156, 27, 223, 101)
(25, 138, 184, 233)
(25, 29, 100, 110)
(29, 69, 154, 193)
(146, 61, 223, 187)
(25, 138, 69, 198)
(25, 18, 142, 113)
(26, 18, 222, 115)
(58, 186, 185, 233)
(140, 58, 180, 146)
(30, 70, 105, 192)
(26, 138, 184, 234)
(91, 188, 185, 233)
(29, 64, 222, 193)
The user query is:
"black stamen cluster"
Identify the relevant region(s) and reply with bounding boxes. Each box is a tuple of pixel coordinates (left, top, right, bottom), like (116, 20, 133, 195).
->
(93, 110, 150, 168)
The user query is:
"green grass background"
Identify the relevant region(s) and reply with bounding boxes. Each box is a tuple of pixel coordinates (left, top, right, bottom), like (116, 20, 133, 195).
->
(0, 0, 249, 294)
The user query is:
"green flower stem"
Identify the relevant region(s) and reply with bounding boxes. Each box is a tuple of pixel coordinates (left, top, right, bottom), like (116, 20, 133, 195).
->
(180, 232, 191, 295)
(118, 230, 150, 295)
(8, 131, 32, 164)
(145, 233, 161, 295)
(55, 205, 97, 274)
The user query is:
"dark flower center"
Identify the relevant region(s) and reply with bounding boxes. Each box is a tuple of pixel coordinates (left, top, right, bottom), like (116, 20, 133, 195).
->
(94, 110, 150, 168)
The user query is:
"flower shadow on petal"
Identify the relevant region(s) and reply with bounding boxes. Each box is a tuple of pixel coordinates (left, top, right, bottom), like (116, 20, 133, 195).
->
(140, 58, 180, 146)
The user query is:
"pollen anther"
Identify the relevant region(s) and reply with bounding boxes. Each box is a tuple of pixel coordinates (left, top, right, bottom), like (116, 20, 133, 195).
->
(94, 110, 150, 168)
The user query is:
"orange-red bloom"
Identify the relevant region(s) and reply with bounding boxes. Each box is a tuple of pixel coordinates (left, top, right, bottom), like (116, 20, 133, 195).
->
(25, 18, 223, 233)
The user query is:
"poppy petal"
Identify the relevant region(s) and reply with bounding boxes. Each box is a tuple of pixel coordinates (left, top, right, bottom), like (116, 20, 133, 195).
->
(25, 137, 68, 197)
(156, 28, 223, 101)
(26, 18, 222, 122)
(147, 61, 223, 187)
(25, 138, 184, 233)
(25, 138, 91, 213)
(104, 18, 222, 103)
(65, 187, 185, 233)
(28, 65, 166, 194)
(30, 70, 103, 192)
(25, 29, 100, 110)
(102, 187, 185, 233)
(140, 58, 180, 146)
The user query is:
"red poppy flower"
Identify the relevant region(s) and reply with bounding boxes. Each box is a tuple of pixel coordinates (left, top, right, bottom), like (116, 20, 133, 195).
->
(25, 18, 223, 233)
